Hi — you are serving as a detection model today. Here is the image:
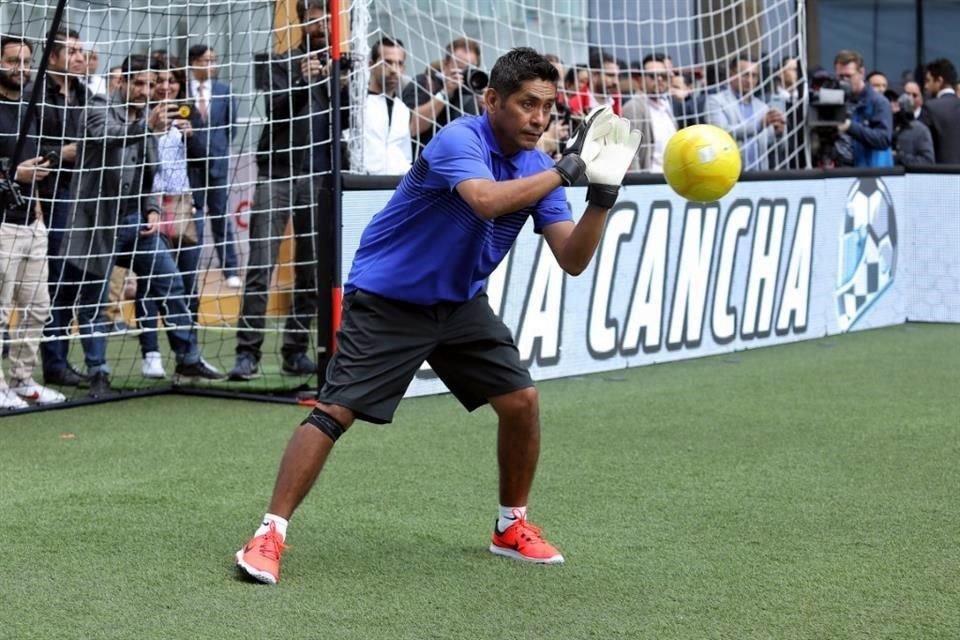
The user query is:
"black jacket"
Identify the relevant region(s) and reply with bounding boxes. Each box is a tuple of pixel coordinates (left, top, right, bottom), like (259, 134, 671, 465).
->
(919, 92, 960, 164)
(24, 74, 89, 196)
(0, 95, 42, 225)
(401, 72, 480, 157)
(254, 49, 349, 179)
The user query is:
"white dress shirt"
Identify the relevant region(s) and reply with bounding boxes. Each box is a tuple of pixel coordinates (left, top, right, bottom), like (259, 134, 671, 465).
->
(360, 93, 413, 175)
(647, 96, 678, 172)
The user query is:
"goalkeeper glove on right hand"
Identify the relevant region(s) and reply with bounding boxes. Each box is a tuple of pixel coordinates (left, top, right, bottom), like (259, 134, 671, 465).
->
(553, 104, 615, 186)
(583, 115, 643, 208)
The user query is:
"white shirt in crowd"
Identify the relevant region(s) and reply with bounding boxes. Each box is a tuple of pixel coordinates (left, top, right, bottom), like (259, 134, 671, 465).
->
(84, 74, 108, 96)
(647, 96, 678, 172)
(360, 93, 412, 175)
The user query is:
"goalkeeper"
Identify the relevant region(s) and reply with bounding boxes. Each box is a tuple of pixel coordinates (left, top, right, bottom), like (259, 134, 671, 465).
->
(236, 47, 641, 584)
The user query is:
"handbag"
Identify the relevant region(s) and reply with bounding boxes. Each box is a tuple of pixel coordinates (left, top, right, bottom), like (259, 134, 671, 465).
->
(158, 193, 198, 246)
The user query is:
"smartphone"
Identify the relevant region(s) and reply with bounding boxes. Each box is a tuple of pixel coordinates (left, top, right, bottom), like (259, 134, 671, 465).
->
(43, 151, 60, 168)
(166, 102, 192, 119)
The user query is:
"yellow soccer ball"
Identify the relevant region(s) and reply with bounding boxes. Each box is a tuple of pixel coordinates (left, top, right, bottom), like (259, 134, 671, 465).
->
(663, 124, 742, 202)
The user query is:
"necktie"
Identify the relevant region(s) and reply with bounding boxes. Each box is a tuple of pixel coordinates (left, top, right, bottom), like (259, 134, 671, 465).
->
(196, 83, 209, 120)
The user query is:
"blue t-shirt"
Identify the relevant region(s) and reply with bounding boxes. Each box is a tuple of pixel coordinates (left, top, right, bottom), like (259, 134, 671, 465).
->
(345, 113, 572, 304)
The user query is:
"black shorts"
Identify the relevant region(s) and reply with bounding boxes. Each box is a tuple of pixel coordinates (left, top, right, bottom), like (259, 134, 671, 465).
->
(317, 290, 533, 424)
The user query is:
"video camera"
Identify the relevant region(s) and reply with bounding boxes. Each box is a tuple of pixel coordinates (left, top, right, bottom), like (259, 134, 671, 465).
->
(463, 65, 488, 93)
(807, 75, 855, 167)
(808, 76, 853, 127)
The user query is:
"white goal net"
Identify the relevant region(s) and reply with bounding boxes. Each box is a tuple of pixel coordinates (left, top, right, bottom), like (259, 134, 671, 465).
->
(0, 0, 804, 411)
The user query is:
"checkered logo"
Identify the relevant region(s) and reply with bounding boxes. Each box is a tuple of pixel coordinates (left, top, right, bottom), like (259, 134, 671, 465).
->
(835, 177, 898, 331)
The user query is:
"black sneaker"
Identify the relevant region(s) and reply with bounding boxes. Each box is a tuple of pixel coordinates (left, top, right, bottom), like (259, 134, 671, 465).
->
(45, 365, 88, 387)
(281, 352, 318, 376)
(227, 354, 260, 381)
(173, 359, 225, 385)
(88, 371, 112, 398)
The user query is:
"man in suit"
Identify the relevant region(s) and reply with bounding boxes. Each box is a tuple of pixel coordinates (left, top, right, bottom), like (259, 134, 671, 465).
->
(186, 44, 240, 287)
(920, 58, 960, 164)
(705, 57, 784, 171)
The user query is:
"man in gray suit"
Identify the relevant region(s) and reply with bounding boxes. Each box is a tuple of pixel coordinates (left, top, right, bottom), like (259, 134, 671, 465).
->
(58, 54, 221, 396)
(705, 57, 785, 171)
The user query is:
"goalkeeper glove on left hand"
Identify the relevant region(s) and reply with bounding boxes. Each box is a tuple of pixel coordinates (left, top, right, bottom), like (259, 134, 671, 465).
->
(583, 115, 643, 208)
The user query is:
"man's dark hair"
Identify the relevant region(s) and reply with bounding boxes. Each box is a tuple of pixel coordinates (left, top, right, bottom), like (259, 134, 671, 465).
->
(1, 35, 33, 55)
(866, 70, 887, 83)
(187, 44, 211, 63)
(120, 54, 151, 77)
(642, 52, 668, 68)
(48, 28, 80, 57)
(488, 47, 559, 98)
(727, 56, 755, 73)
(297, 0, 329, 24)
(444, 37, 481, 64)
(370, 35, 404, 63)
(587, 50, 616, 70)
(925, 57, 958, 87)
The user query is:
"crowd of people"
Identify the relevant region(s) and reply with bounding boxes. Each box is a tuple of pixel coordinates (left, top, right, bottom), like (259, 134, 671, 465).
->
(2, 0, 960, 411)
(359, 42, 960, 174)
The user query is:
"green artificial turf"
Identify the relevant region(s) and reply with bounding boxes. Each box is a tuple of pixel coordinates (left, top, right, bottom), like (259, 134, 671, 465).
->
(1, 324, 958, 639)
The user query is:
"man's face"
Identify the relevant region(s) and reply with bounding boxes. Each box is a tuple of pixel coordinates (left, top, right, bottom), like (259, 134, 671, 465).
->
(191, 48, 217, 81)
(868, 73, 888, 93)
(592, 61, 620, 96)
(370, 44, 405, 95)
(924, 71, 943, 97)
(779, 57, 798, 88)
(0, 43, 33, 91)
(485, 78, 557, 154)
(50, 37, 86, 75)
(904, 81, 923, 109)
(835, 61, 864, 94)
(123, 70, 155, 110)
(302, 7, 329, 52)
(443, 46, 479, 77)
(86, 50, 99, 75)
(642, 60, 670, 96)
(730, 60, 759, 95)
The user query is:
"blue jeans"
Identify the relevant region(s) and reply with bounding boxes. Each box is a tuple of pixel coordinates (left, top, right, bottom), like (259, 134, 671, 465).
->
(51, 213, 202, 375)
(41, 189, 83, 377)
(137, 215, 204, 356)
(190, 170, 238, 278)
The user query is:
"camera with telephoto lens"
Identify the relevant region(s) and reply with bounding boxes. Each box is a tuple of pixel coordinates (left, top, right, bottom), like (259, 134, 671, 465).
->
(463, 65, 488, 93)
(807, 76, 855, 167)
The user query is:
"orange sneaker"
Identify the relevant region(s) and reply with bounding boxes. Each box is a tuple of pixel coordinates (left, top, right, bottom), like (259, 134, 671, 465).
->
(489, 513, 564, 564)
(235, 522, 287, 584)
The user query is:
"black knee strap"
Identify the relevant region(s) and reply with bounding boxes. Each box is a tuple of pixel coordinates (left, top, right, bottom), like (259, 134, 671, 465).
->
(305, 408, 346, 442)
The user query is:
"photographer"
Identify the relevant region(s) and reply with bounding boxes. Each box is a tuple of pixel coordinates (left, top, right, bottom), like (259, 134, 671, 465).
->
(403, 37, 483, 157)
(228, 0, 349, 381)
(833, 50, 893, 168)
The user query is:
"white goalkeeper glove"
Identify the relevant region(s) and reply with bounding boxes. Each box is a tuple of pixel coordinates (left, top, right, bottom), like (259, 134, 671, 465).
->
(552, 105, 615, 186)
(583, 115, 643, 208)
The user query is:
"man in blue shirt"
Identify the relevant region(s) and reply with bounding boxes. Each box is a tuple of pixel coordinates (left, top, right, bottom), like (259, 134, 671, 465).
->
(236, 48, 641, 584)
(834, 49, 893, 168)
